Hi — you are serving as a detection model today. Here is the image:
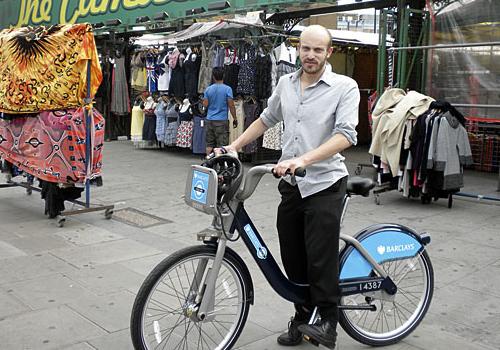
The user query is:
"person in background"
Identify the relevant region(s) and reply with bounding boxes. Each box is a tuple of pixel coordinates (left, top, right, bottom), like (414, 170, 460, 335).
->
(202, 67, 237, 157)
(221, 25, 360, 349)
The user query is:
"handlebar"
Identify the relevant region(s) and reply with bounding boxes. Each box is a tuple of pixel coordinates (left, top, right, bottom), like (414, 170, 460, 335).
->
(236, 165, 306, 201)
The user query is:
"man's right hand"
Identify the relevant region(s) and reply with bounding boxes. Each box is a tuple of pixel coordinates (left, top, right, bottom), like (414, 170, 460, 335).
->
(214, 145, 238, 157)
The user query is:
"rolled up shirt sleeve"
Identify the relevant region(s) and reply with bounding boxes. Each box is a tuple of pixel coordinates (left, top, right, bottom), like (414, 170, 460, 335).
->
(260, 78, 284, 128)
(332, 81, 360, 145)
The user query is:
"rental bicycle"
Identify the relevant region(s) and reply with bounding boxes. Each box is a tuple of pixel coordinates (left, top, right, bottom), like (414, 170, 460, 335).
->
(130, 154, 434, 349)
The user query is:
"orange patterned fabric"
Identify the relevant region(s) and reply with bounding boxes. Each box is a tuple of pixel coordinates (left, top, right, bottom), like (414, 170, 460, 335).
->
(0, 24, 102, 114)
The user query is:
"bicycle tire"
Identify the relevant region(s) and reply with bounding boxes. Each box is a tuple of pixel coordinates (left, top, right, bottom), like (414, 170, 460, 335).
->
(339, 242, 434, 346)
(130, 245, 252, 350)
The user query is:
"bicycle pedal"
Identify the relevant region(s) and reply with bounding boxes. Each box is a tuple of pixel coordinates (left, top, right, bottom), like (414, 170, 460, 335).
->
(303, 335, 320, 347)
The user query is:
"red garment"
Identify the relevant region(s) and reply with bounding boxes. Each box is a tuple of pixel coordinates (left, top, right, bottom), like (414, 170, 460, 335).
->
(0, 108, 104, 184)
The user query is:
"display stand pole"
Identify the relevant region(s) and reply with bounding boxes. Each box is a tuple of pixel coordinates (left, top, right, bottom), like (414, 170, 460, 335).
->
(85, 60, 92, 208)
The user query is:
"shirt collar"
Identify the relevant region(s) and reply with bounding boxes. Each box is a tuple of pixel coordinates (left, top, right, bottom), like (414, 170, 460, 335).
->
(290, 64, 335, 87)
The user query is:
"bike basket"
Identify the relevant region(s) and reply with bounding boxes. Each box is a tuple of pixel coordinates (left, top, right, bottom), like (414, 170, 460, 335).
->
(184, 165, 218, 215)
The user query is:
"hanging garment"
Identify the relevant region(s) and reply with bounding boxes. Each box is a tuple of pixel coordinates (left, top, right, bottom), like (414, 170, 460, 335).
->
(0, 24, 102, 113)
(198, 42, 212, 94)
(164, 102, 180, 145)
(262, 121, 283, 150)
(270, 50, 278, 91)
(369, 88, 434, 176)
(426, 113, 473, 190)
(276, 62, 296, 82)
(146, 53, 158, 93)
(111, 57, 131, 115)
(130, 105, 145, 142)
(131, 52, 147, 90)
(276, 42, 297, 65)
(224, 64, 240, 98)
(229, 100, 245, 149)
(212, 45, 225, 68)
(154, 99, 168, 142)
(255, 54, 272, 100)
(237, 45, 257, 96)
(169, 53, 186, 97)
(176, 121, 194, 148)
(142, 113, 157, 141)
(0, 108, 105, 184)
(224, 47, 239, 65)
(192, 116, 206, 154)
(157, 54, 170, 92)
(242, 101, 260, 154)
(184, 52, 199, 97)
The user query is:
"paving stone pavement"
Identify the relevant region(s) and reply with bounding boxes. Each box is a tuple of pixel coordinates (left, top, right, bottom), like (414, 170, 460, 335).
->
(0, 141, 499, 350)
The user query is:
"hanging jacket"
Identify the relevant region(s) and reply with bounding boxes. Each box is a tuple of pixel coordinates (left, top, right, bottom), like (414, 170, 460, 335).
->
(427, 112, 473, 190)
(369, 88, 434, 176)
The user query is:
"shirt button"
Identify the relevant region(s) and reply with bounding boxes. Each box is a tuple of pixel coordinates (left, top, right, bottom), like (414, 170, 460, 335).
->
(294, 137, 298, 140)
(297, 120, 301, 123)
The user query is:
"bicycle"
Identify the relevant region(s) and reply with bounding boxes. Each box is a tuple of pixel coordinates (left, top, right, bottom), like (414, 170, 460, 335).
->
(130, 154, 434, 349)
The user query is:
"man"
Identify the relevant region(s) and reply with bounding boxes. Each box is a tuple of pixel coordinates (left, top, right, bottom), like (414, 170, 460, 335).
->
(223, 25, 359, 349)
(202, 67, 237, 156)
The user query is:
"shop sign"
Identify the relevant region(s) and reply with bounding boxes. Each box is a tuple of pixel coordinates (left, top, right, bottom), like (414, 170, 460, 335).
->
(0, 0, 309, 30)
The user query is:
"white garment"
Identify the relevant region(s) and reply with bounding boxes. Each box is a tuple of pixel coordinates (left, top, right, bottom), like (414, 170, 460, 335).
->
(157, 55, 171, 92)
(262, 121, 283, 150)
(277, 42, 296, 65)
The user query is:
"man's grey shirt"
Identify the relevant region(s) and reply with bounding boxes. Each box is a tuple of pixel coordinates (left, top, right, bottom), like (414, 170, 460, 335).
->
(260, 66, 360, 198)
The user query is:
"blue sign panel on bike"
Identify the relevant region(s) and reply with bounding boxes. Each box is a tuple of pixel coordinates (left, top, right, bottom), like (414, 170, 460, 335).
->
(191, 170, 209, 205)
(244, 224, 267, 260)
(340, 230, 423, 279)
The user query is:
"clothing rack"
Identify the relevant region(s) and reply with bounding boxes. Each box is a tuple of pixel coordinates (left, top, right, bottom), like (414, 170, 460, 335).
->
(0, 60, 114, 227)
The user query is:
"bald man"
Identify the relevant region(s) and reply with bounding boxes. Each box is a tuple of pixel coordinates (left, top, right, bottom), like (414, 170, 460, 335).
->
(223, 25, 359, 349)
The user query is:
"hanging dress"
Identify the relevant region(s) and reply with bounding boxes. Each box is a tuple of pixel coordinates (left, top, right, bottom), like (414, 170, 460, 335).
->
(164, 102, 180, 146)
(130, 104, 145, 143)
(184, 52, 199, 98)
(155, 99, 168, 142)
(198, 42, 212, 94)
(111, 57, 131, 115)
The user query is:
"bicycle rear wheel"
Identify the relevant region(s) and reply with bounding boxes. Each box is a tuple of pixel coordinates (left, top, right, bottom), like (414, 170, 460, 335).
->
(339, 250, 434, 346)
(130, 245, 252, 350)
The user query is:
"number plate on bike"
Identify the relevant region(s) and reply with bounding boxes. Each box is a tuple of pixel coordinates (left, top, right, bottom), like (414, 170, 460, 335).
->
(185, 165, 218, 215)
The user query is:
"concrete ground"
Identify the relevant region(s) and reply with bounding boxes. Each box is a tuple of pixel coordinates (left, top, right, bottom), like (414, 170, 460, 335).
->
(0, 141, 499, 350)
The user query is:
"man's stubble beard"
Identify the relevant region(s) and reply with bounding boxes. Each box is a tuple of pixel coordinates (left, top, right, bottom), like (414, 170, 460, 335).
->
(302, 58, 327, 74)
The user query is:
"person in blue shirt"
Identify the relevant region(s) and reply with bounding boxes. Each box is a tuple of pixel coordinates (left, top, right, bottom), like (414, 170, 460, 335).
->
(202, 67, 237, 156)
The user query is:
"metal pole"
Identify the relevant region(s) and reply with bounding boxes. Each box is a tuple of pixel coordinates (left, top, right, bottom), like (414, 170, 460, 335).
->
(388, 41, 500, 51)
(399, 8, 410, 89)
(85, 60, 92, 208)
(453, 104, 500, 109)
(376, 10, 388, 95)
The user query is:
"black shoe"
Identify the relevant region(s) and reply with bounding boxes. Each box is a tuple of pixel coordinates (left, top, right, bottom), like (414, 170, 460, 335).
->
(277, 316, 308, 346)
(298, 319, 337, 349)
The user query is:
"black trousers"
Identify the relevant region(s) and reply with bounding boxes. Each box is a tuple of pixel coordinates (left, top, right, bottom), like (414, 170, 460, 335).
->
(277, 176, 347, 321)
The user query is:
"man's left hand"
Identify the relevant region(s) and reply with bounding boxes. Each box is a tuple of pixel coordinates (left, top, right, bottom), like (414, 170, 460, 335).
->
(273, 157, 306, 177)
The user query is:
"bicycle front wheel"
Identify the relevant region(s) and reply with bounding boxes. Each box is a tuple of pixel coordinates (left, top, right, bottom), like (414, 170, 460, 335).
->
(130, 245, 252, 350)
(339, 250, 434, 346)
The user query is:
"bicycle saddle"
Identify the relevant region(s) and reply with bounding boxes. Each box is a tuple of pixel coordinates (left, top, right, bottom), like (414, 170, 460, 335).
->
(347, 177, 376, 197)
(202, 154, 243, 204)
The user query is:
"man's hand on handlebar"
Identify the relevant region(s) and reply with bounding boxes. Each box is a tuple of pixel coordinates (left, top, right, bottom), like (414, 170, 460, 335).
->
(273, 157, 307, 177)
(211, 145, 238, 158)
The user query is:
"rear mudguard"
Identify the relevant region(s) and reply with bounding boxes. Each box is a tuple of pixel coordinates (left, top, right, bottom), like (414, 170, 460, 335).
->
(339, 224, 430, 280)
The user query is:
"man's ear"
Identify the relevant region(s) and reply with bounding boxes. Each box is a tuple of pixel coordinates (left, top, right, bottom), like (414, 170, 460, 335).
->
(326, 46, 334, 58)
